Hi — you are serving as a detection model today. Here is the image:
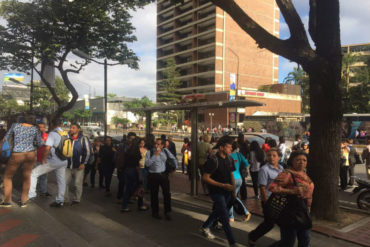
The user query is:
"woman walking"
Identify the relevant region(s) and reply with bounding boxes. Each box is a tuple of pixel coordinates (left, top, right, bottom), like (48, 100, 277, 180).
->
(229, 141, 251, 222)
(269, 151, 314, 247)
(1, 114, 43, 207)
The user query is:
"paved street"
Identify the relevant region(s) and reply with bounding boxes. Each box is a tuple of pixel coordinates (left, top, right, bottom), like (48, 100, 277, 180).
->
(0, 170, 365, 247)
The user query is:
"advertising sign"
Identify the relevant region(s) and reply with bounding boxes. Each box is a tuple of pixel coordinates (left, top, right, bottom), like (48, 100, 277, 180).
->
(229, 73, 236, 101)
(4, 73, 24, 82)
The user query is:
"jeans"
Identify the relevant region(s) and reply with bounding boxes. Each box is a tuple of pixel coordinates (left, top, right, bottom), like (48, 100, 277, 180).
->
(340, 165, 349, 190)
(203, 192, 236, 245)
(65, 168, 84, 202)
(117, 169, 125, 199)
(102, 166, 114, 192)
(249, 202, 275, 242)
(229, 178, 249, 219)
(29, 162, 67, 203)
(140, 168, 148, 191)
(250, 171, 259, 197)
(37, 174, 48, 194)
(270, 227, 311, 247)
(121, 167, 143, 210)
(148, 173, 171, 215)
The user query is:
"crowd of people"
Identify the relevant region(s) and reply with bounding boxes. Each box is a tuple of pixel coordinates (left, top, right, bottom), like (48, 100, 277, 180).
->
(1, 115, 370, 247)
(0, 116, 178, 221)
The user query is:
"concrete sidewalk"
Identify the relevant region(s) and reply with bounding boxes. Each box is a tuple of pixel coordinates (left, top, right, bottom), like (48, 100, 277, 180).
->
(170, 172, 370, 247)
(0, 171, 366, 247)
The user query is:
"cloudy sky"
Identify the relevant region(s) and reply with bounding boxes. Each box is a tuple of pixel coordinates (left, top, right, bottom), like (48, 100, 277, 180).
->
(1, 0, 369, 101)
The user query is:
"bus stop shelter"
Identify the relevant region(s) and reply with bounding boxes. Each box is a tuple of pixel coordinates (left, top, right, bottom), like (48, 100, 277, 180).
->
(129, 99, 264, 196)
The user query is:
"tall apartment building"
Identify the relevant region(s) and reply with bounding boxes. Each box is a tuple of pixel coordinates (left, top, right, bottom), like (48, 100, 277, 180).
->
(342, 43, 370, 86)
(156, 0, 301, 126)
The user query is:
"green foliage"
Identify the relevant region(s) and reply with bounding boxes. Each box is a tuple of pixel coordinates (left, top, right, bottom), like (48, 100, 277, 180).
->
(0, 0, 152, 118)
(111, 116, 130, 125)
(243, 121, 263, 132)
(158, 58, 181, 103)
(283, 66, 310, 113)
(32, 76, 70, 111)
(0, 96, 28, 114)
(62, 109, 92, 122)
(124, 96, 154, 119)
(108, 93, 117, 98)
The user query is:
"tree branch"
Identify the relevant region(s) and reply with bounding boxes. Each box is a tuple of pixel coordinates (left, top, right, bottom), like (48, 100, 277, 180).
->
(308, 0, 318, 45)
(34, 67, 62, 106)
(210, 0, 316, 66)
(275, 0, 310, 46)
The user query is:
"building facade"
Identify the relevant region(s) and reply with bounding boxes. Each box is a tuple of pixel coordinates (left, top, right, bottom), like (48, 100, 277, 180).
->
(156, 0, 301, 127)
(342, 43, 370, 86)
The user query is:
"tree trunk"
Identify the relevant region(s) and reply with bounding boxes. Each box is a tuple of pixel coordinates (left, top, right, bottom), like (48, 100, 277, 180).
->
(306, 62, 342, 220)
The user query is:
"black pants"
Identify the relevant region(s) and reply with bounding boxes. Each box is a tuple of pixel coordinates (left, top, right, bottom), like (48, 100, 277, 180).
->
(148, 173, 171, 215)
(340, 166, 349, 190)
(98, 165, 104, 188)
(103, 166, 114, 192)
(249, 202, 275, 242)
(117, 169, 125, 199)
(250, 171, 259, 197)
(239, 171, 247, 200)
(348, 164, 355, 186)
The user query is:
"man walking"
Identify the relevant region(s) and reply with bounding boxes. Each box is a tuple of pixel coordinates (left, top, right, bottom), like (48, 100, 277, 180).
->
(199, 136, 240, 246)
(99, 137, 116, 196)
(29, 118, 68, 207)
(65, 123, 92, 205)
(347, 139, 357, 186)
(145, 138, 177, 220)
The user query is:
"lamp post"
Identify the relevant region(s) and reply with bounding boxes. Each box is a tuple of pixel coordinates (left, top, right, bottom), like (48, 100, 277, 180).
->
(209, 112, 214, 130)
(227, 47, 240, 134)
(72, 49, 133, 139)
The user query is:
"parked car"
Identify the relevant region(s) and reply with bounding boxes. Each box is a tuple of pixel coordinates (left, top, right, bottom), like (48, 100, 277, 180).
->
(228, 132, 279, 146)
(82, 126, 104, 139)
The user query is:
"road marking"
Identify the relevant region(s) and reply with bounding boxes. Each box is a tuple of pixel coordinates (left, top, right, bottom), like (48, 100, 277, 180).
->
(0, 209, 11, 216)
(0, 234, 40, 247)
(0, 220, 22, 233)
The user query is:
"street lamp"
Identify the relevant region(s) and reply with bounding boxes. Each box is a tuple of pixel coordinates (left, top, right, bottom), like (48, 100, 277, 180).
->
(209, 112, 215, 130)
(72, 49, 133, 139)
(227, 47, 240, 134)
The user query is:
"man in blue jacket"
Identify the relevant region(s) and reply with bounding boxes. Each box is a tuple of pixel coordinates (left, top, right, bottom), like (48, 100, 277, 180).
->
(65, 123, 92, 205)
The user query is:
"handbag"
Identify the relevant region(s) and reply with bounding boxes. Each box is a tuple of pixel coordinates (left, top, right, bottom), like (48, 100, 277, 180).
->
(265, 172, 312, 229)
(0, 128, 14, 164)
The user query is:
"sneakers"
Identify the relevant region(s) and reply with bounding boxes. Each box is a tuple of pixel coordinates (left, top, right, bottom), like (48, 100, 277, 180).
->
(0, 202, 12, 208)
(120, 208, 131, 213)
(138, 205, 148, 211)
(200, 227, 215, 240)
(40, 192, 52, 197)
(19, 201, 28, 208)
(243, 213, 252, 222)
(50, 201, 64, 208)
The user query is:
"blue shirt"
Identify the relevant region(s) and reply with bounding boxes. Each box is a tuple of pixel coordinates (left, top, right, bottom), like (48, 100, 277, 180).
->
(145, 148, 178, 173)
(8, 123, 43, 153)
(230, 152, 249, 180)
(45, 128, 68, 166)
(258, 163, 284, 197)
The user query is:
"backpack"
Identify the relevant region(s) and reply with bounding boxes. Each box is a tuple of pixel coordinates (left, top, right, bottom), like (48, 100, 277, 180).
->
(150, 148, 177, 174)
(54, 130, 73, 160)
(0, 130, 14, 164)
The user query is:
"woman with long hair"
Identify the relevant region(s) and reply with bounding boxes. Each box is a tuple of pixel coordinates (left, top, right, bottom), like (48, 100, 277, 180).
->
(1, 114, 43, 207)
(138, 138, 148, 191)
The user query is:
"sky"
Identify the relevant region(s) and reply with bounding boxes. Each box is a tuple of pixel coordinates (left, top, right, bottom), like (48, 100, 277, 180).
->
(1, 0, 370, 101)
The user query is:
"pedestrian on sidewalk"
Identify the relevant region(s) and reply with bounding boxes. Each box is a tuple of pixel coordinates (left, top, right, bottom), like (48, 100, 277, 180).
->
(249, 141, 265, 198)
(1, 114, 43, 208)
(181, 137, 191, 174)
(139, 138, 148, 191)
(347, 139, 357, 186)
(28, 118, 68, 208)
(237, 133, 249, 200)
(248, 148, 283, 247)
(340, 141, 350, 190)
(121, 137, 148, 212)
(269, 151, 314, 247)
(36, 122, 51, 197)
(199, 136, 240, 246)
(99, 136, 116, 197)
(115, 132, 136, 200)
(145, 138, 178, 220)
(197, 134, 213, 195)
(362, 137, 370, 180)
(84, 138, 103, 188)
(229, 141, 251, 222)
(65, 123, 92, 205)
